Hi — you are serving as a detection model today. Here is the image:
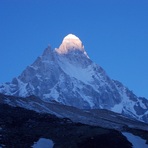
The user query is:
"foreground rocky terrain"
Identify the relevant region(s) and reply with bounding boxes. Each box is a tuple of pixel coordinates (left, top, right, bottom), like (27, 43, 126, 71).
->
(0, 101, 148, 147)
(0, 103, 132, 148)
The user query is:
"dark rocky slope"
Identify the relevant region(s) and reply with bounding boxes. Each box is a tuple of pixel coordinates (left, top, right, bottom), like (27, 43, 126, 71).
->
(0, 103, 133, 148)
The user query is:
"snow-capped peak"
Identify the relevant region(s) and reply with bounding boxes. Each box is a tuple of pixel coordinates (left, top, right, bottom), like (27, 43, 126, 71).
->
(0, 34, 148, 124)
(56, 34, 89, 58)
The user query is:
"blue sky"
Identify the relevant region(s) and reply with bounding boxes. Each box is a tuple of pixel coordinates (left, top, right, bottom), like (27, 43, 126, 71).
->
(0, 0, 148, 98)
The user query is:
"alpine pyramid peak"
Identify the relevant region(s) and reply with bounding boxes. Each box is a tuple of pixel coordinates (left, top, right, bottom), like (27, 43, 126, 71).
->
(0, 33, 148, 124)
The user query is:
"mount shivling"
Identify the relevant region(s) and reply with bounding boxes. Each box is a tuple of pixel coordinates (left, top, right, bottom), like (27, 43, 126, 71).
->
(0, 34, 148, 125)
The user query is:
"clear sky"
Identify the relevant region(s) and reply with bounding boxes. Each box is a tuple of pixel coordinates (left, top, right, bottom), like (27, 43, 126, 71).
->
(0, 0, 148, 98)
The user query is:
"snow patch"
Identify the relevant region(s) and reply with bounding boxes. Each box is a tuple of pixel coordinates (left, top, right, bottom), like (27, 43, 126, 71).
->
(122, 132, 148, 148)
(111, 103, 123, 113)
(49, 89, 59, 100)
(32, 138, 54, 148)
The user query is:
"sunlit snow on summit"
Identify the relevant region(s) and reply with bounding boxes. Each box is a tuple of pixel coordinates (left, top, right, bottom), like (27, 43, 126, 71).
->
(56, 34, 89, 58)
(63, 34, 80, 40)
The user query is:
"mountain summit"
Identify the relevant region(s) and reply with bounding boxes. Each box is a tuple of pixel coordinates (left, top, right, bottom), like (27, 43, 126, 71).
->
(0, 34, 148, 123)
(56, 34, 89, 58)
(57, 34, 84, 53)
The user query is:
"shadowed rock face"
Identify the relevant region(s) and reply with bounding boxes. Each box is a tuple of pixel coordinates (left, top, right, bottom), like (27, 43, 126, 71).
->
(0, 104, 133, 148)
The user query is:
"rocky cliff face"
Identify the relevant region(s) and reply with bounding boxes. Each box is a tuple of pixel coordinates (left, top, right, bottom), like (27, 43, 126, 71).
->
(0, 34, 148, 122)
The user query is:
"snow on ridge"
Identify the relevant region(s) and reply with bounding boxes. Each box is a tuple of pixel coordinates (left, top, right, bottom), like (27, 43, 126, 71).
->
(139, 99, 147, 109)
(111, 86, 139, 117)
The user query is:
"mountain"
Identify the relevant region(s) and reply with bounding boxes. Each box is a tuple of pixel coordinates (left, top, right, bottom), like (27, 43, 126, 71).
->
(0, 34, 148, 123)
